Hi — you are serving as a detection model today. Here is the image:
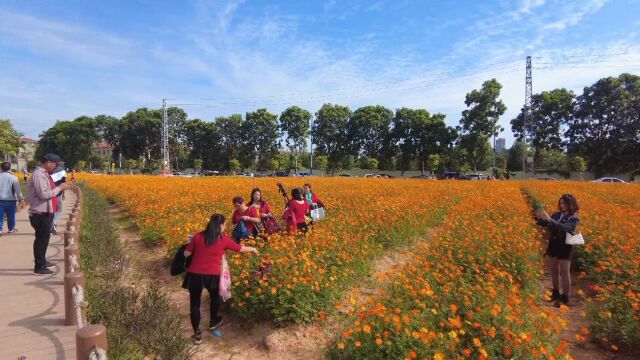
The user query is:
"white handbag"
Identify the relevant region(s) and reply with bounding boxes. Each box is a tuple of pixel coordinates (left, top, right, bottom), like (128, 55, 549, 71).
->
(310, 207, 326, 221)
(565, 232, 584, 245)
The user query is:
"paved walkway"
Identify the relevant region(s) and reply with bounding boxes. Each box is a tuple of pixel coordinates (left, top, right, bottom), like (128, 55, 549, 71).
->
(0, 192, 77, 360)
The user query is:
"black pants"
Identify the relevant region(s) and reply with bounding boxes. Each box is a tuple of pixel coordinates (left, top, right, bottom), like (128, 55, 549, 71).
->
(187, 273, 221, 333)
(29, 213, 54, 271)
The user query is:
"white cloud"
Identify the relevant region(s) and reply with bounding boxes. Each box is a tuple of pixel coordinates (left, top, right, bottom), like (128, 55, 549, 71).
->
(0, 10, 132, 66)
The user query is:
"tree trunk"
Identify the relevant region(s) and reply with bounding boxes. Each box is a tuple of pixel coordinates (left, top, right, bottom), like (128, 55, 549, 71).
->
(421, 159, 425, 175)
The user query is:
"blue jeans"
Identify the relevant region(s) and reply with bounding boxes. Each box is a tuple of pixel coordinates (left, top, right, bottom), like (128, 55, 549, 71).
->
(0, 200, 17, 232)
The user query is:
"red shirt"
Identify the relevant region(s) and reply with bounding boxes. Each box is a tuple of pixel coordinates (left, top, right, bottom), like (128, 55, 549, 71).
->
(249, 201, 271, 216)
(288, 200, 310, 223)
(186, 232, 241, 275)
(232, 206, 259, 233)
(48, 175, 58, 213)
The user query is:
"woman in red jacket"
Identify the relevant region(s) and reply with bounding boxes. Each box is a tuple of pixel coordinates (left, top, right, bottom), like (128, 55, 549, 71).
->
(183, 214, 259, 344)
(285, 188, 311, 233)
(231, 196, 261, 237)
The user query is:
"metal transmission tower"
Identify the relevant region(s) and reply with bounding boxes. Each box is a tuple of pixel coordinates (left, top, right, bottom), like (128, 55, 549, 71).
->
(522, 56, 532, 176)
(161, 99, 171, 174)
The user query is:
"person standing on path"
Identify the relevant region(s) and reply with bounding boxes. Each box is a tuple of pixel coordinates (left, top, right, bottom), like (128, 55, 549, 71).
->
(536, 194, 581, 307)
(23, 168, 29, 182)
(26, 154, 69, 275)
(50, 164, 67, 235)
(0, 162, 25, 234)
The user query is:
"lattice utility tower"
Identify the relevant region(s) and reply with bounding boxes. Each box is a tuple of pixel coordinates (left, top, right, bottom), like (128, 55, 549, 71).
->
(161, 98, 171, 174)
(522, 56, 532, 175)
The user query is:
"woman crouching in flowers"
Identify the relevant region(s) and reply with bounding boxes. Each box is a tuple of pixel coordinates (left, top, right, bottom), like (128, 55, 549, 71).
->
(183, 214, 259, 344)
(535, 194, 580, 307)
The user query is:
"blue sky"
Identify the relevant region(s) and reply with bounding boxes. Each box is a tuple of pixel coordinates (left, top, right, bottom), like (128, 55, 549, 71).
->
(2, 0, 640, 146)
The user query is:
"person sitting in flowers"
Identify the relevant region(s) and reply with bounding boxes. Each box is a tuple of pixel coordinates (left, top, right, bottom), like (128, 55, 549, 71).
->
(535, 194, 581, 307)
(183, 214, 259, 345)
(303, 183, 324, 209)
(231, 196, 261, 237)
(248, 188, 272, 220)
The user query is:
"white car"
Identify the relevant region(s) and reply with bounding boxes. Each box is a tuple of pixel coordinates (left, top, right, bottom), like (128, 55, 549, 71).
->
(592, 177, 627, 183)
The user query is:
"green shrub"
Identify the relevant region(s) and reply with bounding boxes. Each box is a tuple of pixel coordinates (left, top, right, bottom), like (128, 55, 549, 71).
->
(141, 226, 164, 247)
(79, 184, 191, 359)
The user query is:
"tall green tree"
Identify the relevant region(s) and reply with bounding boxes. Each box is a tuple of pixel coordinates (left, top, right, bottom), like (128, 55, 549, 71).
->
(511, 89, 574, 172)
(243, 109, 279, 170)
(458, 79, 507, 171)
(36, 116, 100, 168)
(391, 108, 456, 174)
(215, 114, 245, 170)
(279, 106, 311, 174)
(312, 104, 353, 174)
(566, 73, 640, 176)
(183, 119, 222, 169)
(117, 108, 162, 170)
(0, 119, 23, 159)
(350, 105, 393, 159)
(506, 140, 528, 172)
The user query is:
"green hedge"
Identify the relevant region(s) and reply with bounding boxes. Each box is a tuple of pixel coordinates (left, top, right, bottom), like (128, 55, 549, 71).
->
(78, 184, 192, 359)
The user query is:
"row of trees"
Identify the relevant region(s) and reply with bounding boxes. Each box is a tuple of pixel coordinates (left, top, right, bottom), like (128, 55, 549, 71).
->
(35, 73, 639, 176)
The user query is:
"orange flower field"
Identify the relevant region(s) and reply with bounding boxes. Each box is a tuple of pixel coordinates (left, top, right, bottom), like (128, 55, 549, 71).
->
(523, 181, 640, 350)
(331, 182, 565, 359)
(80, 175, 469, 323)
(78, 175, 640, 357)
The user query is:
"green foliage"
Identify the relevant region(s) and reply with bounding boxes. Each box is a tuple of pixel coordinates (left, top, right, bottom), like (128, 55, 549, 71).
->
(141, 227, 164, 247)
(312, 104, 353, 173)
(427, 154, 440, 174)
(391, 108, 456, 174)
(125, 159, 138, 171)
(350, 105, 393, 158)
(36, 116, 101, 168)
(359, 156, 379, 170)
(0, 119, 23, 155)
(229, 158, 242, 173)
(567, 156, 586, 173)
(507, 140, 528, 172)
(193, 158, 203, 173)
(537, 148, 567, 172)
(77, 160, 87, 171)
(566, 73, 640, 176)
(79, 185, 191, 359)
(458, 79, 507, 171)
(313, 155, 329, 173)
(243, 109, 280, 170)
(511, 88, 574, 167)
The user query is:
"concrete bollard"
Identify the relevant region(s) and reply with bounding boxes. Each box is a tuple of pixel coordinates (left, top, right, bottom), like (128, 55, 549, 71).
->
(64, 244, 80, 274)
(76, 324, 107, 360)
(64, 231, 76, 247)
(64, 271, 86, 326)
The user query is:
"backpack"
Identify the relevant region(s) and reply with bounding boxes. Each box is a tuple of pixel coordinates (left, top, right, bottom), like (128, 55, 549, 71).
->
(233, 221, 250, 243)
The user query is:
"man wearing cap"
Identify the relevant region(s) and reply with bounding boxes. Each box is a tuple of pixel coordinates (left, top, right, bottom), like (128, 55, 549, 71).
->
(26, 154, 70, 275)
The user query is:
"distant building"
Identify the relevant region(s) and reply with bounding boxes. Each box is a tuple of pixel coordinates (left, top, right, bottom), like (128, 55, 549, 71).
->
(496, 138, 506, 153)
(15, 137, 38, 170)
(90, 140, 114, 163)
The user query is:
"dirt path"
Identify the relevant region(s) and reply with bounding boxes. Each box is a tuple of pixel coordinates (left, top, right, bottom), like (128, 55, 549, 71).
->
(109, 205, 434, 359)
(540, 257, 639, 359)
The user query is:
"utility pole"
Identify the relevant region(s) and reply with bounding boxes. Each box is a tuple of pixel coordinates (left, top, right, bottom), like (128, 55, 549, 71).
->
(522, 56, 532, 178)
(492, 124, 503, 175)
(309, 116, 313, 175)
(161, 99, 171, 175)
